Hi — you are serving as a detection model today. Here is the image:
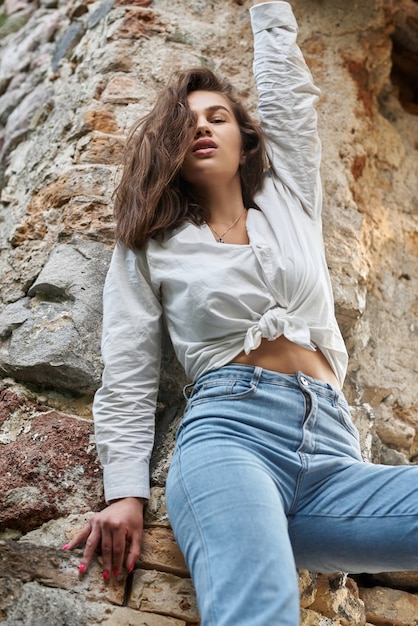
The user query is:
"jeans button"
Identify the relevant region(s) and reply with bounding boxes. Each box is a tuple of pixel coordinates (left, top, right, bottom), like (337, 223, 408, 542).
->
(300, 376, 309, 386)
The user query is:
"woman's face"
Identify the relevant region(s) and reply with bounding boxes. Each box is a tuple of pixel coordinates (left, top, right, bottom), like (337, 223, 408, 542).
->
(181, 90, 244, 189)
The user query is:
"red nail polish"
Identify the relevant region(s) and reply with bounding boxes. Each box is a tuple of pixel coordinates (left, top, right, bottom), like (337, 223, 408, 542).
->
(79, 563, 86, 575)
(113, 568, 119, 577)
(62, 544, 69, 551)
(128, 563, 134, 574)
(103, 570, 110, 582)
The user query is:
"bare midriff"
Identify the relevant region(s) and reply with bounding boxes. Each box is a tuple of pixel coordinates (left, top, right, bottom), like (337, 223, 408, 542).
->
(231, 335, 340, 389)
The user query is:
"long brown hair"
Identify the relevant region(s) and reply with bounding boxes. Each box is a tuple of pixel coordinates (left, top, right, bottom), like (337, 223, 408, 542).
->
(114, 67, 266, 249)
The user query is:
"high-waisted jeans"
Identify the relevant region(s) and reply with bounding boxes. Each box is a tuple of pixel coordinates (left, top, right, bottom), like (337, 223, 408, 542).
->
(165, 365, 418, 626)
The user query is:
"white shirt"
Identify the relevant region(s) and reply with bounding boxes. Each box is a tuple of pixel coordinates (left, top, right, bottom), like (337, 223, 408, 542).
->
(93, 1, 348, 502)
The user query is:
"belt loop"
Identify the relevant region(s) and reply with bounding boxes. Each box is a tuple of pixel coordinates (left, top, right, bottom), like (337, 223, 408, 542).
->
(183, 382, 194, 401)
(251, 365, 263, 387)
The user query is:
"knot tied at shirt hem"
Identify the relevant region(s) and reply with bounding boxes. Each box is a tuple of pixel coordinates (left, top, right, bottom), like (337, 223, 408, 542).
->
(243, 308, 316, 354)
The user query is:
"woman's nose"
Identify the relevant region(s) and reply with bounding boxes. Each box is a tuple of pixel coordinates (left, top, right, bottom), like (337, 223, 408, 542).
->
(195, 121, 212, 137)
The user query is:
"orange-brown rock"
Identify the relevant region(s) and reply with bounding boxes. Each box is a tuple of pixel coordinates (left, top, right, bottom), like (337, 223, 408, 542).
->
(101, 73, 144, 104)
(110, 8, 167, 40)
(140, 527, 188, 577)
(360, 585, 418, 626)
(11, 168, 114, 246)
(76, 132, 125, 164)
(299, 569, 317, 608)
(129, 569, 199, 623)
(309, 574, 366, 626)
(300, 608, 343, 625)
(115, 0, 152, 6)
(83, 109, 119, 134)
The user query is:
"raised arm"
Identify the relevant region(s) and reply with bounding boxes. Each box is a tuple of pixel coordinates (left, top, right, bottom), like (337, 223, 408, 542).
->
(250, 1, 322, 220)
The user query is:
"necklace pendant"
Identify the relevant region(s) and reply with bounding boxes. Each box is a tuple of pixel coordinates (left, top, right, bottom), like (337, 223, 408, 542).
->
(207, 209, 247, 244)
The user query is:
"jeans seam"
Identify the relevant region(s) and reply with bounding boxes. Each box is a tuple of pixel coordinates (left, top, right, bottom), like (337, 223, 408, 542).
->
(176, 449, 217, 626)
(293, 512, 418, 518)
(288, 389, 313, 515)
(336, 404, 359, 440)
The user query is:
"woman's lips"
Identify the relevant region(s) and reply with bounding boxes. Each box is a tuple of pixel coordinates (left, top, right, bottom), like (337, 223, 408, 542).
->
(193, 146, 217, 156)
(192, 139, 217, 156)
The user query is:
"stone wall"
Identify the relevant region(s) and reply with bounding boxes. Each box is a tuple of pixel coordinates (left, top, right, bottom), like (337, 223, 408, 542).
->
(0, 0, 417, 623)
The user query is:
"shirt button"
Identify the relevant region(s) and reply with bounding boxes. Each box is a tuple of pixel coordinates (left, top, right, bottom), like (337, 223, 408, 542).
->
(300, 376, 309, 386)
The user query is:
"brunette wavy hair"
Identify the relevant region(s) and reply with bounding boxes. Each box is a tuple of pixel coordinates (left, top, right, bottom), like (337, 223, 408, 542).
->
(114, 67, 267, 249)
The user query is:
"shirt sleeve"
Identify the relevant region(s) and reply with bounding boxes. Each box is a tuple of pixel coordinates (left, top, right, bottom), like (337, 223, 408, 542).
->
(93, 241, 162, 502)
(250, 1, 322, 220)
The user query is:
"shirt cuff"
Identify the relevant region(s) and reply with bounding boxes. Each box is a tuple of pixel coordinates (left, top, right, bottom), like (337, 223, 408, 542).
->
(103, 461, 150, 503)
(250, 1, 297, 35)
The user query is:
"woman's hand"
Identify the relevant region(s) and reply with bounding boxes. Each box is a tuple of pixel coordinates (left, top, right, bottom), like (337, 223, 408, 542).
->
(63, 497, 145, 581)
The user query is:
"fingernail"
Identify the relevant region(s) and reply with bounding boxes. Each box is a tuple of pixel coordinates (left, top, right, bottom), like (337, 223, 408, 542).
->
(113, 568, 119, 577)
(79, 563, 86, 575)
(62, 544, 69, 551)
(128, 563, 134, 574)
(103, 570, 110, 582)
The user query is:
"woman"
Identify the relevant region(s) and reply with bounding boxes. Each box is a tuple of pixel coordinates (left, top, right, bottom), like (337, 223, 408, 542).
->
(65, 1, 418, 624)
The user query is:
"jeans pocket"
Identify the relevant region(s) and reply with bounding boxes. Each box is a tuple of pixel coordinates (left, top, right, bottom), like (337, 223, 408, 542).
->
(189, 378, 257, 406)
(337, 397, 360, 440)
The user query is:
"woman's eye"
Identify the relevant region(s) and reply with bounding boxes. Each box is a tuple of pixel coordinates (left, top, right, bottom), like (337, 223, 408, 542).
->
(212, 118, 226, 124)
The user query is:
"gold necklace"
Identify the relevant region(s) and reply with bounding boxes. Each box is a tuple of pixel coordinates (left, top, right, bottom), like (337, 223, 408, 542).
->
(207, 208, 247, 243)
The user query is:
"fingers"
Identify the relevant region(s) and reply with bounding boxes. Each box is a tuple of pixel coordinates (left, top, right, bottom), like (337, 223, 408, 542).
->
(125, 527, 143, 575)
(61, 518, 100, 575)
(62, 522, 96, 574)
(62, 522, 92, 552)
(62, 498, 145, 580)
(110, 521, 128, 578)
(61, 515, 110, 576)
(100, 519, 126, 581)
(80, 520, 103, 575)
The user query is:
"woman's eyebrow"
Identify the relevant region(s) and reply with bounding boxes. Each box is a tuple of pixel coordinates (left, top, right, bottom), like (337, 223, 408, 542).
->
(205, 105, 231, 114)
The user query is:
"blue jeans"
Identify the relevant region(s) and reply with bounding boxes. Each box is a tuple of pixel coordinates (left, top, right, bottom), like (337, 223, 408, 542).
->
(165, 365, 418, 626)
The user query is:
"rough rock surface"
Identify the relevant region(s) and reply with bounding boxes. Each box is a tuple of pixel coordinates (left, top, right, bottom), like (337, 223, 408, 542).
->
(360, 586, 418, 626)
(0, 0, 417, 623)
(0, 385, 104, 533)
(0, 238, 111, 392)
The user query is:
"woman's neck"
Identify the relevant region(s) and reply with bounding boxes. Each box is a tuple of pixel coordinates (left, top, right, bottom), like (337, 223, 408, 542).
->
(195, 177, 246, 224)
